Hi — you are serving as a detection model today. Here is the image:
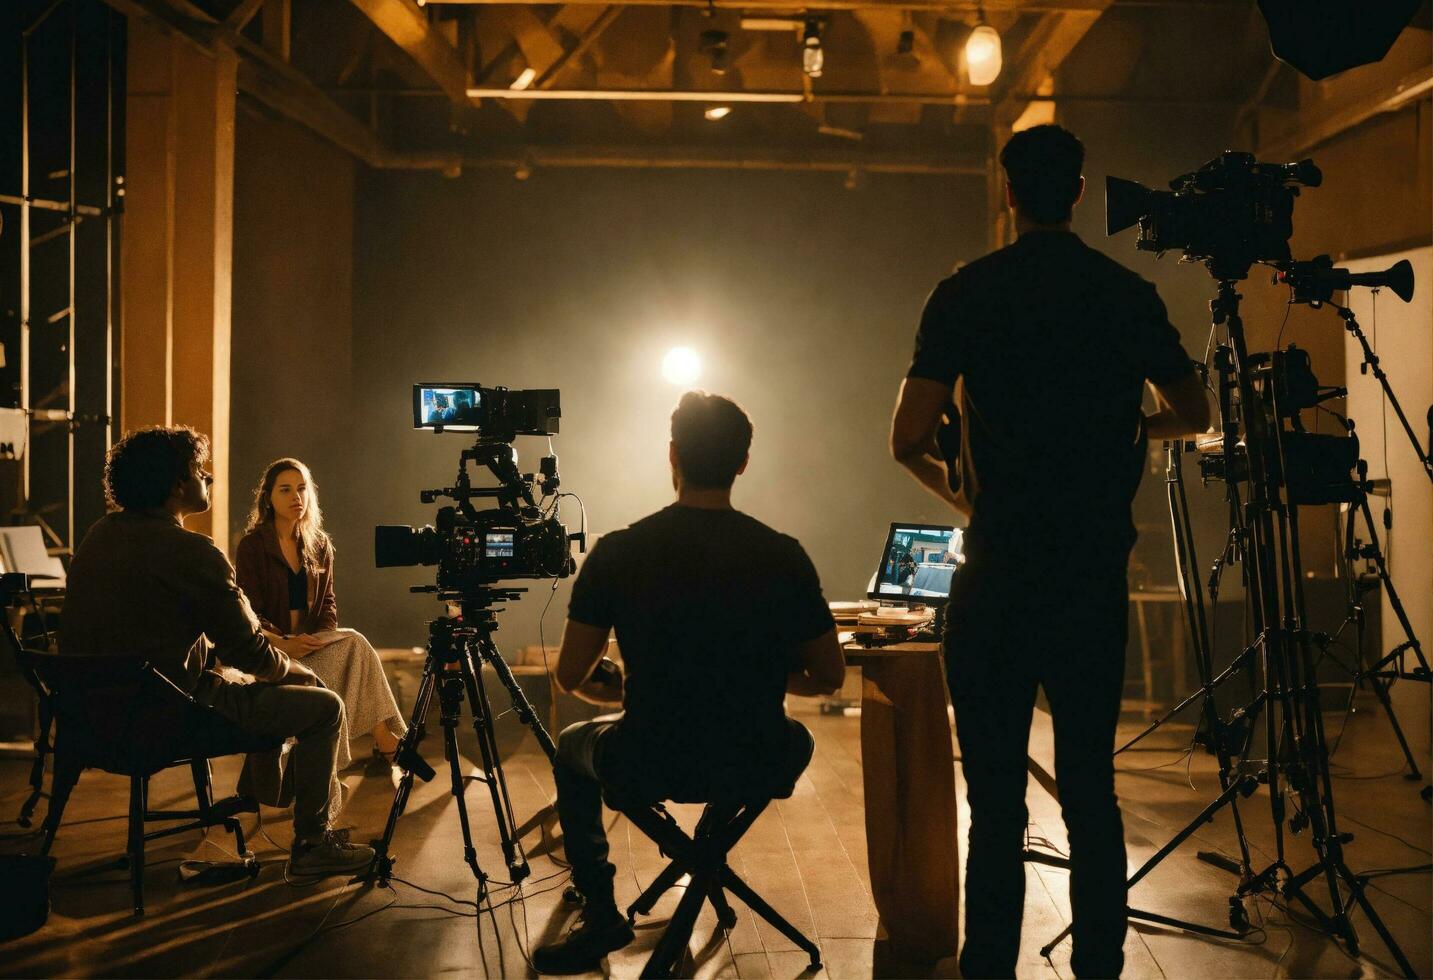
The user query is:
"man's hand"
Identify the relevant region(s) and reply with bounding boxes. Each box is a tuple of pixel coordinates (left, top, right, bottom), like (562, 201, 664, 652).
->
(890, 377, 966, 514)
(573, 657, 624, 706)
(787, 628, 846, 698)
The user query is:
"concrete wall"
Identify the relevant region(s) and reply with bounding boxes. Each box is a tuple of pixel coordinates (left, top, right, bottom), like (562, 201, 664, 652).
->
(230, 105, 355, 553)
(341, 167, 988, 649)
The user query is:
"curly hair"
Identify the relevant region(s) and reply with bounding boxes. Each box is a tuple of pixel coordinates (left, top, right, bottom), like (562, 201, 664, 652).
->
(999, 124, 1085, 225)
(670, 391, 753, 490)
(104, 426, 210, 511)
(244, 457, 331, 567)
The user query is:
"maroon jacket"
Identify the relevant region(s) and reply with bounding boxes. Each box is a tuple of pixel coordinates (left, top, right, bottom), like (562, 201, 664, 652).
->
(234, 522, 338, 635)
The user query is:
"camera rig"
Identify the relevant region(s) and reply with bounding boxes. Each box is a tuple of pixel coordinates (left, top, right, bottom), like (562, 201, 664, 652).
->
(369, 389, 583, 895)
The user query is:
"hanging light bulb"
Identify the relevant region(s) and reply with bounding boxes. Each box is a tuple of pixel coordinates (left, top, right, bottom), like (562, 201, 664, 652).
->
(802, 20, 824, 79)
(965, 23, 1002, 86)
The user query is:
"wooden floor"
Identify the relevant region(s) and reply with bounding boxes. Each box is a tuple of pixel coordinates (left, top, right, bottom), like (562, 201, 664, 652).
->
(1, 684, 1429, 978)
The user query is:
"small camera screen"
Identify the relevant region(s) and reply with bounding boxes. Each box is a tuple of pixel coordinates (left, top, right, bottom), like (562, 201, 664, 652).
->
(869, 523, 962, 603)
(485, 532, 515, 558)
(415, 385, 482, 429)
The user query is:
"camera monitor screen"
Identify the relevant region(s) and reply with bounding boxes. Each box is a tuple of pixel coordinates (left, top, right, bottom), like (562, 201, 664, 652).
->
(414, 384, 482, 430)
(867, 522, 962, 604)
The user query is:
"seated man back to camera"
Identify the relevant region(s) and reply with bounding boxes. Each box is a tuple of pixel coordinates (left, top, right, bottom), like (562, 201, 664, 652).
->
(533, 391, 845, 975)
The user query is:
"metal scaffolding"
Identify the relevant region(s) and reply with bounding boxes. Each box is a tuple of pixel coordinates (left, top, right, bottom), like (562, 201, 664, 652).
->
(1, 0, 122, 556)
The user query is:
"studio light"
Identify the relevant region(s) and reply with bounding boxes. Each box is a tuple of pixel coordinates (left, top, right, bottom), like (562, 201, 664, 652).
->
(965, 23, 1002, 86)
(662, 347, 703, 386)
(704, 105, 732, 121)
(802, 20, 824, 80)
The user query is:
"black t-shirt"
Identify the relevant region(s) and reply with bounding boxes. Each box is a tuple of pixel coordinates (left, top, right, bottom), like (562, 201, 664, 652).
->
(567, 504, 835, 796)
(908, 230, 1193, 555)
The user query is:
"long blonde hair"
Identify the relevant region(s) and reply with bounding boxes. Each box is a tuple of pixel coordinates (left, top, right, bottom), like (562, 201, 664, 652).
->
(245, 457, 331, 567)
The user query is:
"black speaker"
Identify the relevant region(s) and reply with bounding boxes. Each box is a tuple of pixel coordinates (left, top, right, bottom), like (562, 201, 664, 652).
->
(1258, 0, 1424, 80)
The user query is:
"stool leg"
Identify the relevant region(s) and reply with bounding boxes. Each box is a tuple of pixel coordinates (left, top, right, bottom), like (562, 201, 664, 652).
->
(129, 775, 146, 916)
(721, 867, 820, 968)
(709, 879, 737, 931)
(641, 868, 713, 980)
(628, 858, 689, 922)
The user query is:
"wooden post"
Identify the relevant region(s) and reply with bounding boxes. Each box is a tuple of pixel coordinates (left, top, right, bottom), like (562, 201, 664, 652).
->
(120, 18, 237, 550)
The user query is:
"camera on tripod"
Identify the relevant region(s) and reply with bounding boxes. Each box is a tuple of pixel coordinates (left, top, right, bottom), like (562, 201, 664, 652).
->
(376, 383, 580, 593)
(367, 382, 575, 892)
(1106, 151, 1321, 280)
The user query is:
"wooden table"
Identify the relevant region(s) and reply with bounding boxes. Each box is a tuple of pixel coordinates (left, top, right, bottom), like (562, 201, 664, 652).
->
(841, 635, 959, 961)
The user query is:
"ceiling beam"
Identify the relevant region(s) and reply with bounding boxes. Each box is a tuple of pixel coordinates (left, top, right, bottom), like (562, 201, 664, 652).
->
(535, 6, 622, 89)
(415, 143, 987, 176)
(424, 0, 1232, 10)
(102, 0, 410, 168)
(345, 0, 470, 109)
(992, 6, 1109, 128)
(1258, 63, 1433, 160)
(466, 87, 996, 106)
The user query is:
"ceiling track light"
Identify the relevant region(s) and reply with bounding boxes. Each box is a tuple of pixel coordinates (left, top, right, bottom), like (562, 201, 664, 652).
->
(802, 19, 824, 80)
(699, 29, 730, 76)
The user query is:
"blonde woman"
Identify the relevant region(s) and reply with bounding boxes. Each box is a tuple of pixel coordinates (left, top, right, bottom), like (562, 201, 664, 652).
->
(235, 458, 406, 773)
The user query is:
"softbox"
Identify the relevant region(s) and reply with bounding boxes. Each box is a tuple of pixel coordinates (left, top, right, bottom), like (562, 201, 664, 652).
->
(1258, 0, 1424, 80)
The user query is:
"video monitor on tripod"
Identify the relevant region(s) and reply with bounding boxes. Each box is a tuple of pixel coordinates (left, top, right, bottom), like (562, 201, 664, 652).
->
(867, 522, 962, 604)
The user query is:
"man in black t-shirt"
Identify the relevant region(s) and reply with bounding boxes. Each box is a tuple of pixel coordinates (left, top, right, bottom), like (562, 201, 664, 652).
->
(532, 391, 844, 975)
(890, 125, 1210, 979)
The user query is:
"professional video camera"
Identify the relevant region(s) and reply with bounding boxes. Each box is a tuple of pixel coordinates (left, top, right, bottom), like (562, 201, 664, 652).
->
(1105, 150, 1322, 280)
(375, 382, 579, 594)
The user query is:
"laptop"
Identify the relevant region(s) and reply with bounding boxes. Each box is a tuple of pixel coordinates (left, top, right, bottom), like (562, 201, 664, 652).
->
(866, 522, 962, 605)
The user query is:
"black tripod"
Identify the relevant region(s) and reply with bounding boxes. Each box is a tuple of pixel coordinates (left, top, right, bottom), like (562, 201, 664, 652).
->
(1203, 281, 1414, 976)
(368, 589, 557, 896)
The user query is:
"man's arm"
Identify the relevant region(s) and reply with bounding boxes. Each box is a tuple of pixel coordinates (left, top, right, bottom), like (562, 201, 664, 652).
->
(190, 542, 307, 684)
(786, 628, 845, 697)
(555, 619, 620, 705)
(1146, 371, 1211, 439)
(891, 377, 966, 514)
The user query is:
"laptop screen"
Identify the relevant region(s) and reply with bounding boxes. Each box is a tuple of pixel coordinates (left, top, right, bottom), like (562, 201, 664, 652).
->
(867, 522, 962, 604)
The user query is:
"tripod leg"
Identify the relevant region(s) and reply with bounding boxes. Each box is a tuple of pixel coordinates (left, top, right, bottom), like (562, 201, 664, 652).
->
(439, 672, 488, 890)
(1337, 861, 1418, 978)
(370, 659, 440, 884)
(1356, 493, 1430, 678)
(461, 643, 529, 883)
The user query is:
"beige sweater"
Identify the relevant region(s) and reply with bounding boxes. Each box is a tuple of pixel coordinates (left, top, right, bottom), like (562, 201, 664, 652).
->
(60, 510, 293, 693)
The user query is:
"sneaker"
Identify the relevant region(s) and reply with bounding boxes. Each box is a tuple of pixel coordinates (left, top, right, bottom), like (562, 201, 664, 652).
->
(288, 829, 376, 877)
(531, 904, 634, 975)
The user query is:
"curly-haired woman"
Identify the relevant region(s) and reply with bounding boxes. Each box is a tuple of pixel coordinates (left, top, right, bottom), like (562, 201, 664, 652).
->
(234, 458, 405, 774)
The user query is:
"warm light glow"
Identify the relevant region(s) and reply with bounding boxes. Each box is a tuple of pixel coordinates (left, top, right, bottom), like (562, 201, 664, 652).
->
(510, 68, 537, 91)
(662, 347, 703, 385)
(965, 24, 1002, 86)
(704, 105, 732, 121)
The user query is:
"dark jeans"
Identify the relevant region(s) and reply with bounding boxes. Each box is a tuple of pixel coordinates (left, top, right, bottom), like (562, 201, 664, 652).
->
(945, 548, 1130, 979)
(553, 714, 814, 908)
(194, 674, 345, 841)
